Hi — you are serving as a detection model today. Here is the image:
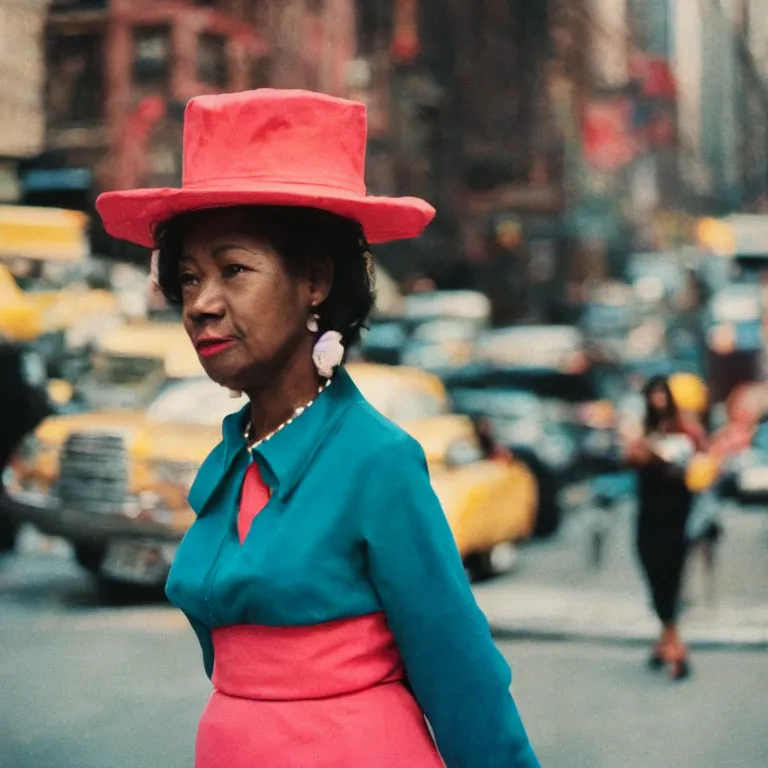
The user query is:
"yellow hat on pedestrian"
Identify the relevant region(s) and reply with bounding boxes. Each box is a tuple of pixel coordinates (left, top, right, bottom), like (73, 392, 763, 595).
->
(669, 373, 708, 414)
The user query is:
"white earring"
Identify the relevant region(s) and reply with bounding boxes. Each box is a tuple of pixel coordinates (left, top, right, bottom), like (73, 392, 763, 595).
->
(307, 313, 320, 333)
(228, 389, 242, 399)
(312, 330, 345, 378)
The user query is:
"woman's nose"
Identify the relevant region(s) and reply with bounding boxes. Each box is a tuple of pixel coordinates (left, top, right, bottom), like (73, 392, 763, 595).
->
(187, 278, 226, 320)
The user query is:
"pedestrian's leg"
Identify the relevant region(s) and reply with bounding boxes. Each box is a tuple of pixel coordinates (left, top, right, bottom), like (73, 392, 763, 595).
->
(637, 518, 670, 666)
(659, 536, 691, 680)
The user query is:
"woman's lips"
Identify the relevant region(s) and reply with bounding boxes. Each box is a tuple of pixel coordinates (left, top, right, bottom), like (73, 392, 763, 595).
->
(197, 339, 237, 358)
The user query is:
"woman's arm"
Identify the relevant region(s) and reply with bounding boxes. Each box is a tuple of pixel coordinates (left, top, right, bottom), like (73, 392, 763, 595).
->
(361, 433, 540, 768)
(623, 435, 653, 466)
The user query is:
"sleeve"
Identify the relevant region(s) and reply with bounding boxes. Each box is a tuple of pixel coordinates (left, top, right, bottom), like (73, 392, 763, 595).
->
(361, 433, 541, 768)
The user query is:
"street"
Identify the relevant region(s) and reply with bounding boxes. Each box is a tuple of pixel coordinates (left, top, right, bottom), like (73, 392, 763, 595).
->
(2, 508, 767, 768)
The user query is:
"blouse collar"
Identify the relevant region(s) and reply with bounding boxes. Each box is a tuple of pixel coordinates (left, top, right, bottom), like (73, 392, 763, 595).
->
(220, 366, 362, 501)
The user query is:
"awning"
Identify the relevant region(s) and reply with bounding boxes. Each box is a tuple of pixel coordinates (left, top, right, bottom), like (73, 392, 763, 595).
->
(22, 168, 92, 193)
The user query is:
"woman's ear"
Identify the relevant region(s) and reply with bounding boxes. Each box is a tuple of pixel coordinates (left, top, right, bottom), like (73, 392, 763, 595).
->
(308, 255, 334, 307)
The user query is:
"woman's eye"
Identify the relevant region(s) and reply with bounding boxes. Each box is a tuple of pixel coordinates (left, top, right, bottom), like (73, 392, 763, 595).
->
(222, 264, 248, 278)
(179, 272, 197, 287)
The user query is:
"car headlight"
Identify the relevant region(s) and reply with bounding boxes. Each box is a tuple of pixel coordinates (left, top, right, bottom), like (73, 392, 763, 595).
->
(6, 435, 58, 493)
(445, 439, 483, 468)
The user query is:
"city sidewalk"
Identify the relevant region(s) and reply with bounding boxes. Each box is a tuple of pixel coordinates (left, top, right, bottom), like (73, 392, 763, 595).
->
(474, 502, 768, 648)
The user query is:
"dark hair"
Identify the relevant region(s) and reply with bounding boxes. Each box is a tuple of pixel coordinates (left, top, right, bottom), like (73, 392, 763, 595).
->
(643, 375, 679, 434)
(154, 205, 376, 348)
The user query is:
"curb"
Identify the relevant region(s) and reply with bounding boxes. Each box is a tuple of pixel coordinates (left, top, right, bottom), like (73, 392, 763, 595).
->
(475, 585, 768, 650)
(487, 624, 768, 651)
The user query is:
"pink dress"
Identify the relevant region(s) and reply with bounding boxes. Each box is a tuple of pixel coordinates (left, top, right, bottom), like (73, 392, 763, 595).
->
(194, 463, 444, 767)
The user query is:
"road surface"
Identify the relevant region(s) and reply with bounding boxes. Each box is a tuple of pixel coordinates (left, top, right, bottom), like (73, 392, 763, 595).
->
(1, 545, 766, 768)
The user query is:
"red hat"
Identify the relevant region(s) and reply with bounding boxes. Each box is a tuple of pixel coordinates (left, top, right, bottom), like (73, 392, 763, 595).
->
(97, 89, 436, 247)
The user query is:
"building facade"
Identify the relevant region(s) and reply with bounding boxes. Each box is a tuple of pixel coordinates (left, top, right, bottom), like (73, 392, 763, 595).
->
(26, 0, 356, 258)
(0, 0, 50, 203)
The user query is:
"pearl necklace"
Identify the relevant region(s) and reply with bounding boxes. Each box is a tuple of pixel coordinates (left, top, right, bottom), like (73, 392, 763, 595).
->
(244, 379, 331, 452)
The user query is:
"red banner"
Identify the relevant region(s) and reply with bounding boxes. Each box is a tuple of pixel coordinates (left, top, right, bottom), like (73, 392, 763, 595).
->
(583, 99, 637, 173)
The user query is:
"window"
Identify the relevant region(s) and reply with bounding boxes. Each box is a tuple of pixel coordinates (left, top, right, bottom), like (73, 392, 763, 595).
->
(47, 34, 104, 126)
(251, 55, 271, 90)
(197, 34, 228, 87)
(133, 27, 171, 87)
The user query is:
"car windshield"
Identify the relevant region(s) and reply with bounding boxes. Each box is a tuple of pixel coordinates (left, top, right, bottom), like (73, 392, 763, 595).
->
(412, 318, 480, 343)
(403, 291, 490, 321)
(354, 377, 447, 423)
(86, 352, 165, 386)
(581, 303, 637, 335)
(75, 353, 168, 410)
(146, 378, 245, 425)
(452, 389, 544, 420)
(7, 258, 84, 292)
(476, 327, 583, 368)
(362, 321, 408, 348)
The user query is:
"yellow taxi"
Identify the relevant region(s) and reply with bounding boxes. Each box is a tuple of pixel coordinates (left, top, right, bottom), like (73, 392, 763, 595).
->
(4, 363, 538, 590)
(0, 205, 120, 372)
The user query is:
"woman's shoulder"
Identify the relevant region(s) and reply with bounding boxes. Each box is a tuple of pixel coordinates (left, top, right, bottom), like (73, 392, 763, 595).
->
(333, 399, 425, 468)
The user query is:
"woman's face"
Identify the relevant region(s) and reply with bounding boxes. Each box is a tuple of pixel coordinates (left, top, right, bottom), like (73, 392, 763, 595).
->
(178, 209, 331, 391)
(648, 386, 669, 413)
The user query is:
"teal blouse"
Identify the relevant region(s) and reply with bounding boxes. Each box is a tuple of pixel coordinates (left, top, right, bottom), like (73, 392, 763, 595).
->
(166, 367, 540, 768)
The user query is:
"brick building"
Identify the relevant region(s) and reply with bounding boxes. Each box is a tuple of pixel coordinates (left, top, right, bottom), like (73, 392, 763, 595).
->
(0, 0, 49, 203)
(25, 0, 357, 257)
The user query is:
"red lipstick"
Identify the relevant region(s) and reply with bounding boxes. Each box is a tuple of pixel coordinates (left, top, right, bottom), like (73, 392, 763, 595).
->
(195, 337, 237, 357)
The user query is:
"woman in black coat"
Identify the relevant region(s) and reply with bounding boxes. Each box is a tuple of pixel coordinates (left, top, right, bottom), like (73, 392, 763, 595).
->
(626, 376, 705, 680)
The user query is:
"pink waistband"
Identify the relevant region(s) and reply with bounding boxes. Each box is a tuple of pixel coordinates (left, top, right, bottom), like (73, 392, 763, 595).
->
(211, 612, 405, 701)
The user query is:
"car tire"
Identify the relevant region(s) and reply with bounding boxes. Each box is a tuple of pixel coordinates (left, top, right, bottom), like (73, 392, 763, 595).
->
(74, 544, 106, 574)
(465, 543, 519, 583)
(96, 577, 163, 605)
(513, 450, 562, 538)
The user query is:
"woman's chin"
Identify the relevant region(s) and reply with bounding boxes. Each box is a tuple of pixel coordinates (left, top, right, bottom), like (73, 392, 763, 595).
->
(198, 357, 242, 390)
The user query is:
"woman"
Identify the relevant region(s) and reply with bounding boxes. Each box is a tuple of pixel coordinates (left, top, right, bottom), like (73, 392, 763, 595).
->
(626, 376, 705, 680)
(97, 90, 539, 767)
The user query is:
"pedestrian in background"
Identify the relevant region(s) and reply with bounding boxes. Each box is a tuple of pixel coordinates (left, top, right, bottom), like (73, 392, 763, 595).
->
(96, 89, 540, 768)
(625, 376, 705, 680)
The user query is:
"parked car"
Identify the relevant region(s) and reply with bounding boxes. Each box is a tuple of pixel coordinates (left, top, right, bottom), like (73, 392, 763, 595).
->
(0, 342, 52, 551)
(626, 251, 686, 306)
(3, 363, 539, 591)
(71, 320, 197, 411)
(444, 326, 625, 531)
(720, 420, 768, 505)
(361, 290, 490, 368)
(0, 205, 121, 376)
(449, 387, 578, 536)
(705, 282, 764, 403)
(579, 282, 644, 363)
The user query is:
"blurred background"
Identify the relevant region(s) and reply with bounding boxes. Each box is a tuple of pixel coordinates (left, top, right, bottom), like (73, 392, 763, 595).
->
(1, 1, 768, 767)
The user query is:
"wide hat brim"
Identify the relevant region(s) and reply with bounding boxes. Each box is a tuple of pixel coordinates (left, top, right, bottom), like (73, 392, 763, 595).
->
(96, 182, 436, 248)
